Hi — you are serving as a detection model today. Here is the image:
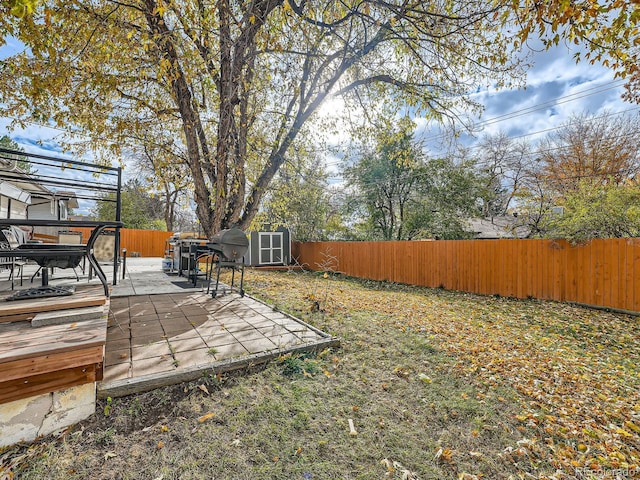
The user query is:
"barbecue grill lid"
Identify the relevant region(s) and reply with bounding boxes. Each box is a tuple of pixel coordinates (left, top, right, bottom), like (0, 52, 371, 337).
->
(209, 228, 248, 260)
(211, 228, 248, 246)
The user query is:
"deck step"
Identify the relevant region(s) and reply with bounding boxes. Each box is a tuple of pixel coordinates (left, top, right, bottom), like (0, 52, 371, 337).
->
(0, 285, 106, 323)
(31, 305, 105, 327)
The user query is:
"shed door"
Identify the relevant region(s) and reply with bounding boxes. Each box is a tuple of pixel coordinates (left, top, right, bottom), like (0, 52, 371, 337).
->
(259, 232, 283, 265)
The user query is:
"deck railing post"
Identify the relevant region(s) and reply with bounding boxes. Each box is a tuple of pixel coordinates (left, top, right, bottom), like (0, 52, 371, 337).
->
(121, 248, 127, 280)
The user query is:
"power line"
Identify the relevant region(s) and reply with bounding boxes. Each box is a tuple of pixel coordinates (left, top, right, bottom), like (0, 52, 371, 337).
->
(459, 106, 640, 150)
(417, 78, 628, 145)
(323, 105, 640, 172)
(470, 79, 626, 128)
(4, 76, 627, 154)
(265, 106, 640, 202)
(2, 75, 633, 194)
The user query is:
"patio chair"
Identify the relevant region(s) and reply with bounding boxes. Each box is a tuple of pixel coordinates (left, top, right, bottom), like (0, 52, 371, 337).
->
(0, 228, 25, 289)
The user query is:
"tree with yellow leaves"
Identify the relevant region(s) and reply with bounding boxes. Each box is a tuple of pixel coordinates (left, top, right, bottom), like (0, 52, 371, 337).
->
(0, 1, 638, 236)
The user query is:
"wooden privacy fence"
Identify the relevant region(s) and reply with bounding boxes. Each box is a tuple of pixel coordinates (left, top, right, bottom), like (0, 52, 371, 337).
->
(293, 238, 640, 314)
(71, 227, 173, 258)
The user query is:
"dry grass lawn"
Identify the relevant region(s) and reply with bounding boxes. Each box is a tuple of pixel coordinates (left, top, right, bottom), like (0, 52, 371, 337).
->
(1, 269, 638, 480)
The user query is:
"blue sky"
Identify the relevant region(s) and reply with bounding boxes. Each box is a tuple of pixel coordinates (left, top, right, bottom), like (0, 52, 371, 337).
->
(407, 41, 633, 155)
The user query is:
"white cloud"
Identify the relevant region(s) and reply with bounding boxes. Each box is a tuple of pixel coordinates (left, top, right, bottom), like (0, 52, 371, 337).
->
(0, 118, 71, 156)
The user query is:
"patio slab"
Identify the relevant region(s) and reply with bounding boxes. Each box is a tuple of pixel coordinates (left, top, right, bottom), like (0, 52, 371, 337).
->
(98, 259, 339, 397)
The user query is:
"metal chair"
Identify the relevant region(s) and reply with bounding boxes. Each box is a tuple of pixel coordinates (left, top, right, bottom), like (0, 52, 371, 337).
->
(0, 229, 25, 289)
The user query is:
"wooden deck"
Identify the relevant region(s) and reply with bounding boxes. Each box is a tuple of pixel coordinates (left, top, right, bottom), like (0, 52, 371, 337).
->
(99, 292, 339, 398)
(0, 285, 107, 405)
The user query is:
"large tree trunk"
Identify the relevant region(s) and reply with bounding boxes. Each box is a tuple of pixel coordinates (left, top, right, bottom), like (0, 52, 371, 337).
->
(143, 0, 217, 236)
(215, 0, 281, 232)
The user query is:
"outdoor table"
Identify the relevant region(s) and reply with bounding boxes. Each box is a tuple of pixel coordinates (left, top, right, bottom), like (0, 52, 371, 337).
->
(17, 243, 86, 286)
(0, 220, 123, 297)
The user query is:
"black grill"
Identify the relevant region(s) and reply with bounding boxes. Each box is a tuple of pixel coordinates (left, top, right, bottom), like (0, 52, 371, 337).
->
(206, 228, 248, 297)
(208, 228, 249, 261)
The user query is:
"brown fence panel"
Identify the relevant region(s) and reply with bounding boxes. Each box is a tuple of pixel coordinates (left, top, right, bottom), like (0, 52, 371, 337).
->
(632, 239, 640, 309)
(293, 238, 640, 313)
(71, 227, 174, 258)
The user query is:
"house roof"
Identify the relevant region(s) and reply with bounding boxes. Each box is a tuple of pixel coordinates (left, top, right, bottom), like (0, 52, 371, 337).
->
(467, 216, 530, 239)
(0, 162, 52, 198)
(0, 180, 31, 203)
(30, 189, 80, 209)
(0, 161, 37, 203)
(0, 162, 81, 209)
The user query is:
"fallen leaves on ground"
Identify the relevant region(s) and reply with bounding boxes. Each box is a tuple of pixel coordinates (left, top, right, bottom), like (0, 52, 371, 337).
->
(388, 297, 640, 476)
(197, 412, 215, 424)
(381, 458, 421, 479)
(248, 270, 640, 478)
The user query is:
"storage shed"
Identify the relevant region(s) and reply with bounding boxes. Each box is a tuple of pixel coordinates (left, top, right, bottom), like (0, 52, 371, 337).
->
(245, 225, 291, 267)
